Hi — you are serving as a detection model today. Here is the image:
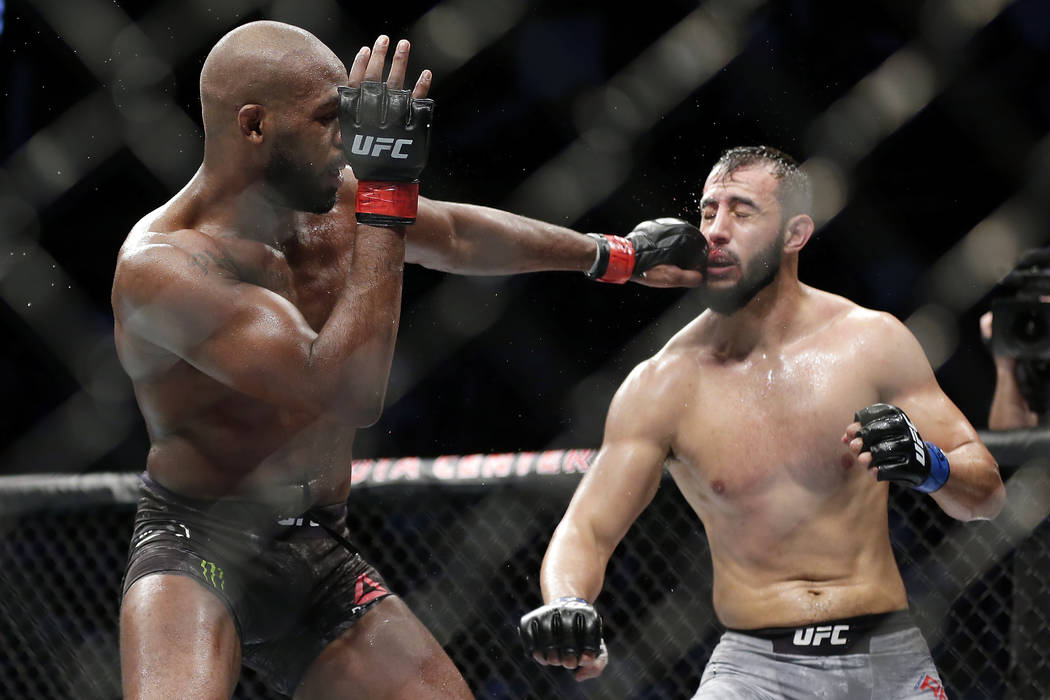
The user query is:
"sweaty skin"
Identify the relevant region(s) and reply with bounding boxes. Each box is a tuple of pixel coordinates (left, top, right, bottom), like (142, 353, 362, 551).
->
(536, 161, 1005, 681)
(658, 292, 925, 627)
(113, 29, 702, 508)
(114, 21, 702, 700)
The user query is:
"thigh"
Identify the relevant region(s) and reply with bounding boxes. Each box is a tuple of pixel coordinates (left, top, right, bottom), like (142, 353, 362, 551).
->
(871, 629, 948, 699)
(692, 677, 772, 700)
(695, 634, 781, 700)
(121, 573, 242, 700)
(293, 596, 472, 700)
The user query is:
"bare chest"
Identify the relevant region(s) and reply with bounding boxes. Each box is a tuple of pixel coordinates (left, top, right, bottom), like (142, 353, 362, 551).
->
(670, 349, 875, 504)
(231, 227, 352, 331)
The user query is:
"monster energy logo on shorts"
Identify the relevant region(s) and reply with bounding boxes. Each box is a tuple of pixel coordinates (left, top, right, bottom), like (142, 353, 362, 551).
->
(200, 559, 225, 591)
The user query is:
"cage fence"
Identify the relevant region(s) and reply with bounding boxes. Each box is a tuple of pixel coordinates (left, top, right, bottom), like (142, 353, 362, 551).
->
(2, 1, 1050, 699)
(0, 446, 1047, 700)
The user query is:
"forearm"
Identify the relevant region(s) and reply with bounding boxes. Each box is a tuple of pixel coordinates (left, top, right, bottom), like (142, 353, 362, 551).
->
(311, 225, 406, 424)
(988, 359, 1038, 430)
(408, 199, 596, 275)
(930, 440, 1006, 521)
(540, 520, 612, 604)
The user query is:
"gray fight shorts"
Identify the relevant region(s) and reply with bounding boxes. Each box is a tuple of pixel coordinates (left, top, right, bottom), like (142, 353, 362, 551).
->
(693, 611, 948, 699)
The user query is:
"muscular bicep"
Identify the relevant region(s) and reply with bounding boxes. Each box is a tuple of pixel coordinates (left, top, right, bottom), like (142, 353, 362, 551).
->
(114, 242, 321, 409)
(562, 362, 678, 555)
(865, 311, 1004, 519)
(873, 314, 980, 451)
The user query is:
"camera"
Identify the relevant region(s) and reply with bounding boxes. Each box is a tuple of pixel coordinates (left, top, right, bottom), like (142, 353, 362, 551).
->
(990, 247, 1050, 415)
(991, 299, 1050, 359)
(990, 248, 1050, 359)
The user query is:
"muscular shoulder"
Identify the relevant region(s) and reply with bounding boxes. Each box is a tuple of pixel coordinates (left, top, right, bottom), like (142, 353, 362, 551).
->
(113, 221, 234, 319)
(795, 287, 906, 344)
(838, 302, 916, 352)
(627, 350, 697, 399)
(830, 297, 933, 393)
(607, 336, 699, 440)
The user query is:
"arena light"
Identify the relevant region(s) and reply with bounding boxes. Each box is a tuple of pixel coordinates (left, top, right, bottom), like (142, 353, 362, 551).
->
(0, 0, 267, 474)
(0, 244, 136, 474)
(553, 0, 1021, 441)
(916, 133, 1050, 316)
(413, 0, 528, 73)
(506, 0, 763, 222)
(805, 48, 937, 183)
(905, 303, 961, 370)
(804, 0, 1015, 229)
(385, 1, 765, 431)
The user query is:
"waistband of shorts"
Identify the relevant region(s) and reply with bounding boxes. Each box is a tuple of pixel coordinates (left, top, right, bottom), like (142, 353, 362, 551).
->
(140, 472, 347, 528)
(726, 609, 914, 656)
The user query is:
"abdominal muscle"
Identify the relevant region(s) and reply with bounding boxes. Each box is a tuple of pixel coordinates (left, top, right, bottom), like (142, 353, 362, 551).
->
(144, 408, 357, 507)
(697, 491, 909, 629)
(710, 560, 909, 630)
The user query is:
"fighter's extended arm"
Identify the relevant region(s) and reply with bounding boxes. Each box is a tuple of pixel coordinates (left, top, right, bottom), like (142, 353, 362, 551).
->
(113, 225, 405, 426)
(407, 201, 707, 289)
(845, 312, 1006, 521)
(520, 357, 678, 680)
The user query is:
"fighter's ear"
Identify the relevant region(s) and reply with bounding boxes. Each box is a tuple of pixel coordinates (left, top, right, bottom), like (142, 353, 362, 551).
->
(783, 214, 815, 254)
(237, 104, 265, 143)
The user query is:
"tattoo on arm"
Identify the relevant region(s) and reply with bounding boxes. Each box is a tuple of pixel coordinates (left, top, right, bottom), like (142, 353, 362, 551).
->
(189, 250, 238, 277)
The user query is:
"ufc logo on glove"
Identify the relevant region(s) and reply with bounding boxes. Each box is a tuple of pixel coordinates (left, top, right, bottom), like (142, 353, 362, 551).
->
(339, 80, 434, 226)
(350, 135, 414, 159)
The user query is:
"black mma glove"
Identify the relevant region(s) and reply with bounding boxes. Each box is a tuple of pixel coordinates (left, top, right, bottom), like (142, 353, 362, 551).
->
(585, 218, 708, 284)
(338, 81, 434, 227)
(519, 597, 605, 666)
(854, 403, 950, 493)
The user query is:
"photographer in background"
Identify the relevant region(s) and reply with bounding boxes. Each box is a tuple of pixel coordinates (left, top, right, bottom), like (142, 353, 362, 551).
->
(980, 247, 1050, 699)
(980, 247, 1050, 430)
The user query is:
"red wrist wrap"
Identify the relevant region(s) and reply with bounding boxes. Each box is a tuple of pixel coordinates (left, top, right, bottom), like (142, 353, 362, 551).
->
(356, 181, 420, 220)
(598, 236, 636, 283)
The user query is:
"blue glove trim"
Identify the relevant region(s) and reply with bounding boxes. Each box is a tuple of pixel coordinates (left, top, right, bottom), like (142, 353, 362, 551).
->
(915, 442, 950, 493)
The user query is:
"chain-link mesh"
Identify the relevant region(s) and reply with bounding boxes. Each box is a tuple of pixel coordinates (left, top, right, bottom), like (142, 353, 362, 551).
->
(0, 470, 1045, 700)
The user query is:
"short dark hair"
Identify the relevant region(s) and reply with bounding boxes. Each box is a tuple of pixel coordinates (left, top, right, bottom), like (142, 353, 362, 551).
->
(712, 145, 811, 220)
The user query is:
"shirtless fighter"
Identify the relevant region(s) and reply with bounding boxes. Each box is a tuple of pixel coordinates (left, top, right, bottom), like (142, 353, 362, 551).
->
(112, 20, 705, 700)
(519, 146, 1006, 698)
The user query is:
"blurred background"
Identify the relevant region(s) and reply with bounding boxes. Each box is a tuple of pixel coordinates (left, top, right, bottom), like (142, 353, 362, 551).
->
(3, 0, 1049, 473)
(1, 1, 1050, 699)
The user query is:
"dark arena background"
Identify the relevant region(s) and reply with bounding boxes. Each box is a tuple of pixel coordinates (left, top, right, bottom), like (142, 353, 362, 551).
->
(2, 1, 1050, 699)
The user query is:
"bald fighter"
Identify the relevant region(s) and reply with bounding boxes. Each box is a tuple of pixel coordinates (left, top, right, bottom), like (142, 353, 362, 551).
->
(112, 20, 705, 700)
(519, 146, 1006, 698)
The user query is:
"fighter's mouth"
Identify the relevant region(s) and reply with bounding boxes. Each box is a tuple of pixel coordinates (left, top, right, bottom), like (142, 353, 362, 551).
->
(707, 250, 736, 268)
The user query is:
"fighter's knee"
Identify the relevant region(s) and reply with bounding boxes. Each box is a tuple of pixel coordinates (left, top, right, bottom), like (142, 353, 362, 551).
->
(297, 597, 471, 699)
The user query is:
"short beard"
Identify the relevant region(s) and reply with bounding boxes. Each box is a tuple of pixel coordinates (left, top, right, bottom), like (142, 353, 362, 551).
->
(703, 230, 784, 314)
(265, 144, 338, 214)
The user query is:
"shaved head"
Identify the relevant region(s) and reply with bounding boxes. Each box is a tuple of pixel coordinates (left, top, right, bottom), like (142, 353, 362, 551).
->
(196, 21, 348, 213)
(200, 21, 344, 138)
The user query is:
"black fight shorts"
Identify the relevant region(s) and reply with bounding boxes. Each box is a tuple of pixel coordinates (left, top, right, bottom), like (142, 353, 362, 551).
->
(121, 473, 393, 696)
